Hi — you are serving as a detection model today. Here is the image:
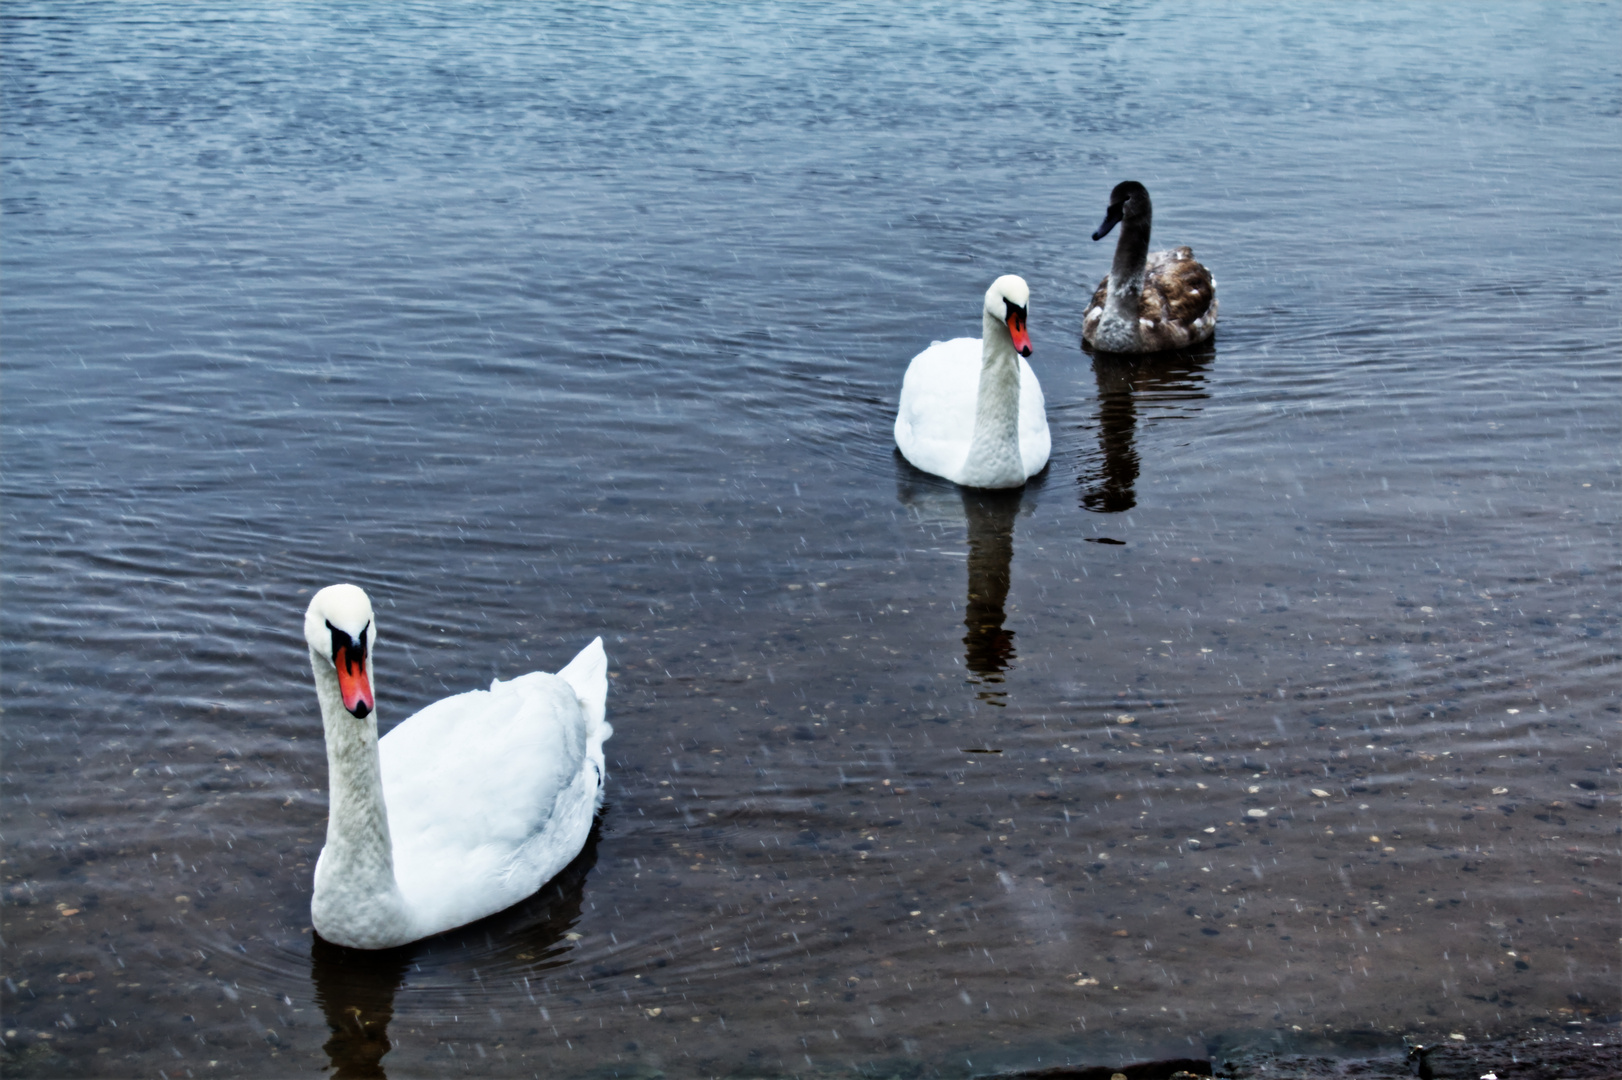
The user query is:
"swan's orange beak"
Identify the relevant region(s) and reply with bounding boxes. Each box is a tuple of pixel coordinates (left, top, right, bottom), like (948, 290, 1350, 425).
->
(1006, 310, 1032, 358)
(334, 641, 373, 719)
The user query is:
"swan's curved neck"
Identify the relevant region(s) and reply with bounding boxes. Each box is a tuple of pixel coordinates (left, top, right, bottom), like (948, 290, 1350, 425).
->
(959, 313, 1025, 488)
(1111, 206, 1152, 295)
(310, 652, 406, 938)
(1094, 208, 1153, 351)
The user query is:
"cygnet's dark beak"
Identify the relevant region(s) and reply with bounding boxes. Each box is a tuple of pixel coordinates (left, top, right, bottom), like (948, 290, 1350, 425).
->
(1092, 204, 1122, 241)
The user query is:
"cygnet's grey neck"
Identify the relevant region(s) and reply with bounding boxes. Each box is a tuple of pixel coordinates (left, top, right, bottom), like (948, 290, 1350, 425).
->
(1094, 208, 1153, 351)
(958, 312, 1025, 489)
(1110, 206, 1153, 300)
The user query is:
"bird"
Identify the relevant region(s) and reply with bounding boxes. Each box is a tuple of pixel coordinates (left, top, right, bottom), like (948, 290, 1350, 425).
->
(894, 274, 1050, 489)
(302, 583, 610, 949)
(1082, 181, 1217, 353)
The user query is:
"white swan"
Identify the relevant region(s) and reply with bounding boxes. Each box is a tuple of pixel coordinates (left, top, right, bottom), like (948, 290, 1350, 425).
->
(303, 583, 610, 949)
(894, 275, 1050, 489)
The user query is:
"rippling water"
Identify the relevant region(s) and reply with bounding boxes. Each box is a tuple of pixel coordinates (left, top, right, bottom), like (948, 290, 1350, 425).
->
(3, 3, 1618, 1077)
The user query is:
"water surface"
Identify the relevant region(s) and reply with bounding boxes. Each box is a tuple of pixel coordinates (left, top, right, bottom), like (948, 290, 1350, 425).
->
(3, 3, 1618, 1077)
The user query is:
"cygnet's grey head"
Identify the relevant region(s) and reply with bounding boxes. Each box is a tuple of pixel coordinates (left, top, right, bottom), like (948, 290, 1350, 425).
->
(1092, 180, 1152, 241)
(983, 274, 1032, 358)
(304, 584, 376, 718)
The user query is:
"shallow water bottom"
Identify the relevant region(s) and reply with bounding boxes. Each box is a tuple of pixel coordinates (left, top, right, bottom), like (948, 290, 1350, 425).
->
(3, 529, 1615, 1078)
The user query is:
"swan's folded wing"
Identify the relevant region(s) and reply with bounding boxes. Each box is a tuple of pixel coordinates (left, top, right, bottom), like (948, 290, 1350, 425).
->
(1144, 249, 1214, 326)
(1085, 275, 1109, 317)
(379, 675, 587, 919)
(1016, 356, 1051, 476)
(1081, 276, 1109, 346)
(895, 338, 981, 477)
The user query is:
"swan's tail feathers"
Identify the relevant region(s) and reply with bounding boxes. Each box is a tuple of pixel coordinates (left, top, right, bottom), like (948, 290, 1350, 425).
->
(558, 636, 610, 737)
(559, 637, 611, 810)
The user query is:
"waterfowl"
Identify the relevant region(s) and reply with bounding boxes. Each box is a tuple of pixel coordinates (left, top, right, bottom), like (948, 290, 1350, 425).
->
(894, 275, 1050, 489)
(304, 583, 610, 949)
(1082, 181, 1217, 353)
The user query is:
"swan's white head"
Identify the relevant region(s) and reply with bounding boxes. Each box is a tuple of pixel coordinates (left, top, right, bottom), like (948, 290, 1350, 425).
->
(983, 275, 1032, 357)
(304, 584, 377, 719)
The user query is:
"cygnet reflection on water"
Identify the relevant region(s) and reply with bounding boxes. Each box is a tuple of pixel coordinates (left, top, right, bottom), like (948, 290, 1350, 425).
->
(896, 459, 1040, 705)
(310, 827, 601, 1079)
(1078, 344, 1213, 514)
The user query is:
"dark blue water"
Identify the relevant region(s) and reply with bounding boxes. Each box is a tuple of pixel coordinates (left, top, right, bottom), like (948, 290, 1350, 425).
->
(3, 3, 1618, 1076)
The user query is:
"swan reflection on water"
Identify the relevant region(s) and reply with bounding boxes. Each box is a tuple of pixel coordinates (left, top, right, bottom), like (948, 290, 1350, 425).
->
(896, 460, 1040, 705)
(310, 826, 601, 1078)
(959, 486, 1026, 702)
(311, 935, 411, 1079)
(1078, 343, 1213, 514)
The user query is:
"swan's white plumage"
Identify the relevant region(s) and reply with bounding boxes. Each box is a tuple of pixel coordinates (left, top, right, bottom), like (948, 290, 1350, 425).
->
(305, 584, 609, 949)
(894, 340, 1049, 484)
(377, 658, 608, 936)
(894, 275, 1050, 489)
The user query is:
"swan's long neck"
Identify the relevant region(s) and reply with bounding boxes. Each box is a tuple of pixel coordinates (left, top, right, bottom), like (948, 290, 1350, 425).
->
(1107, 208, 1152, 319)
(310, 653, 408, 945)
(1091, 208, 1153, 352)
(958, 313, 1026, 489)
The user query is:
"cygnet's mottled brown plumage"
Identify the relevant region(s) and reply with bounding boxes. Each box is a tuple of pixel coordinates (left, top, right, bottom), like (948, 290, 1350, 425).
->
(1082, 181, 1217, 354)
